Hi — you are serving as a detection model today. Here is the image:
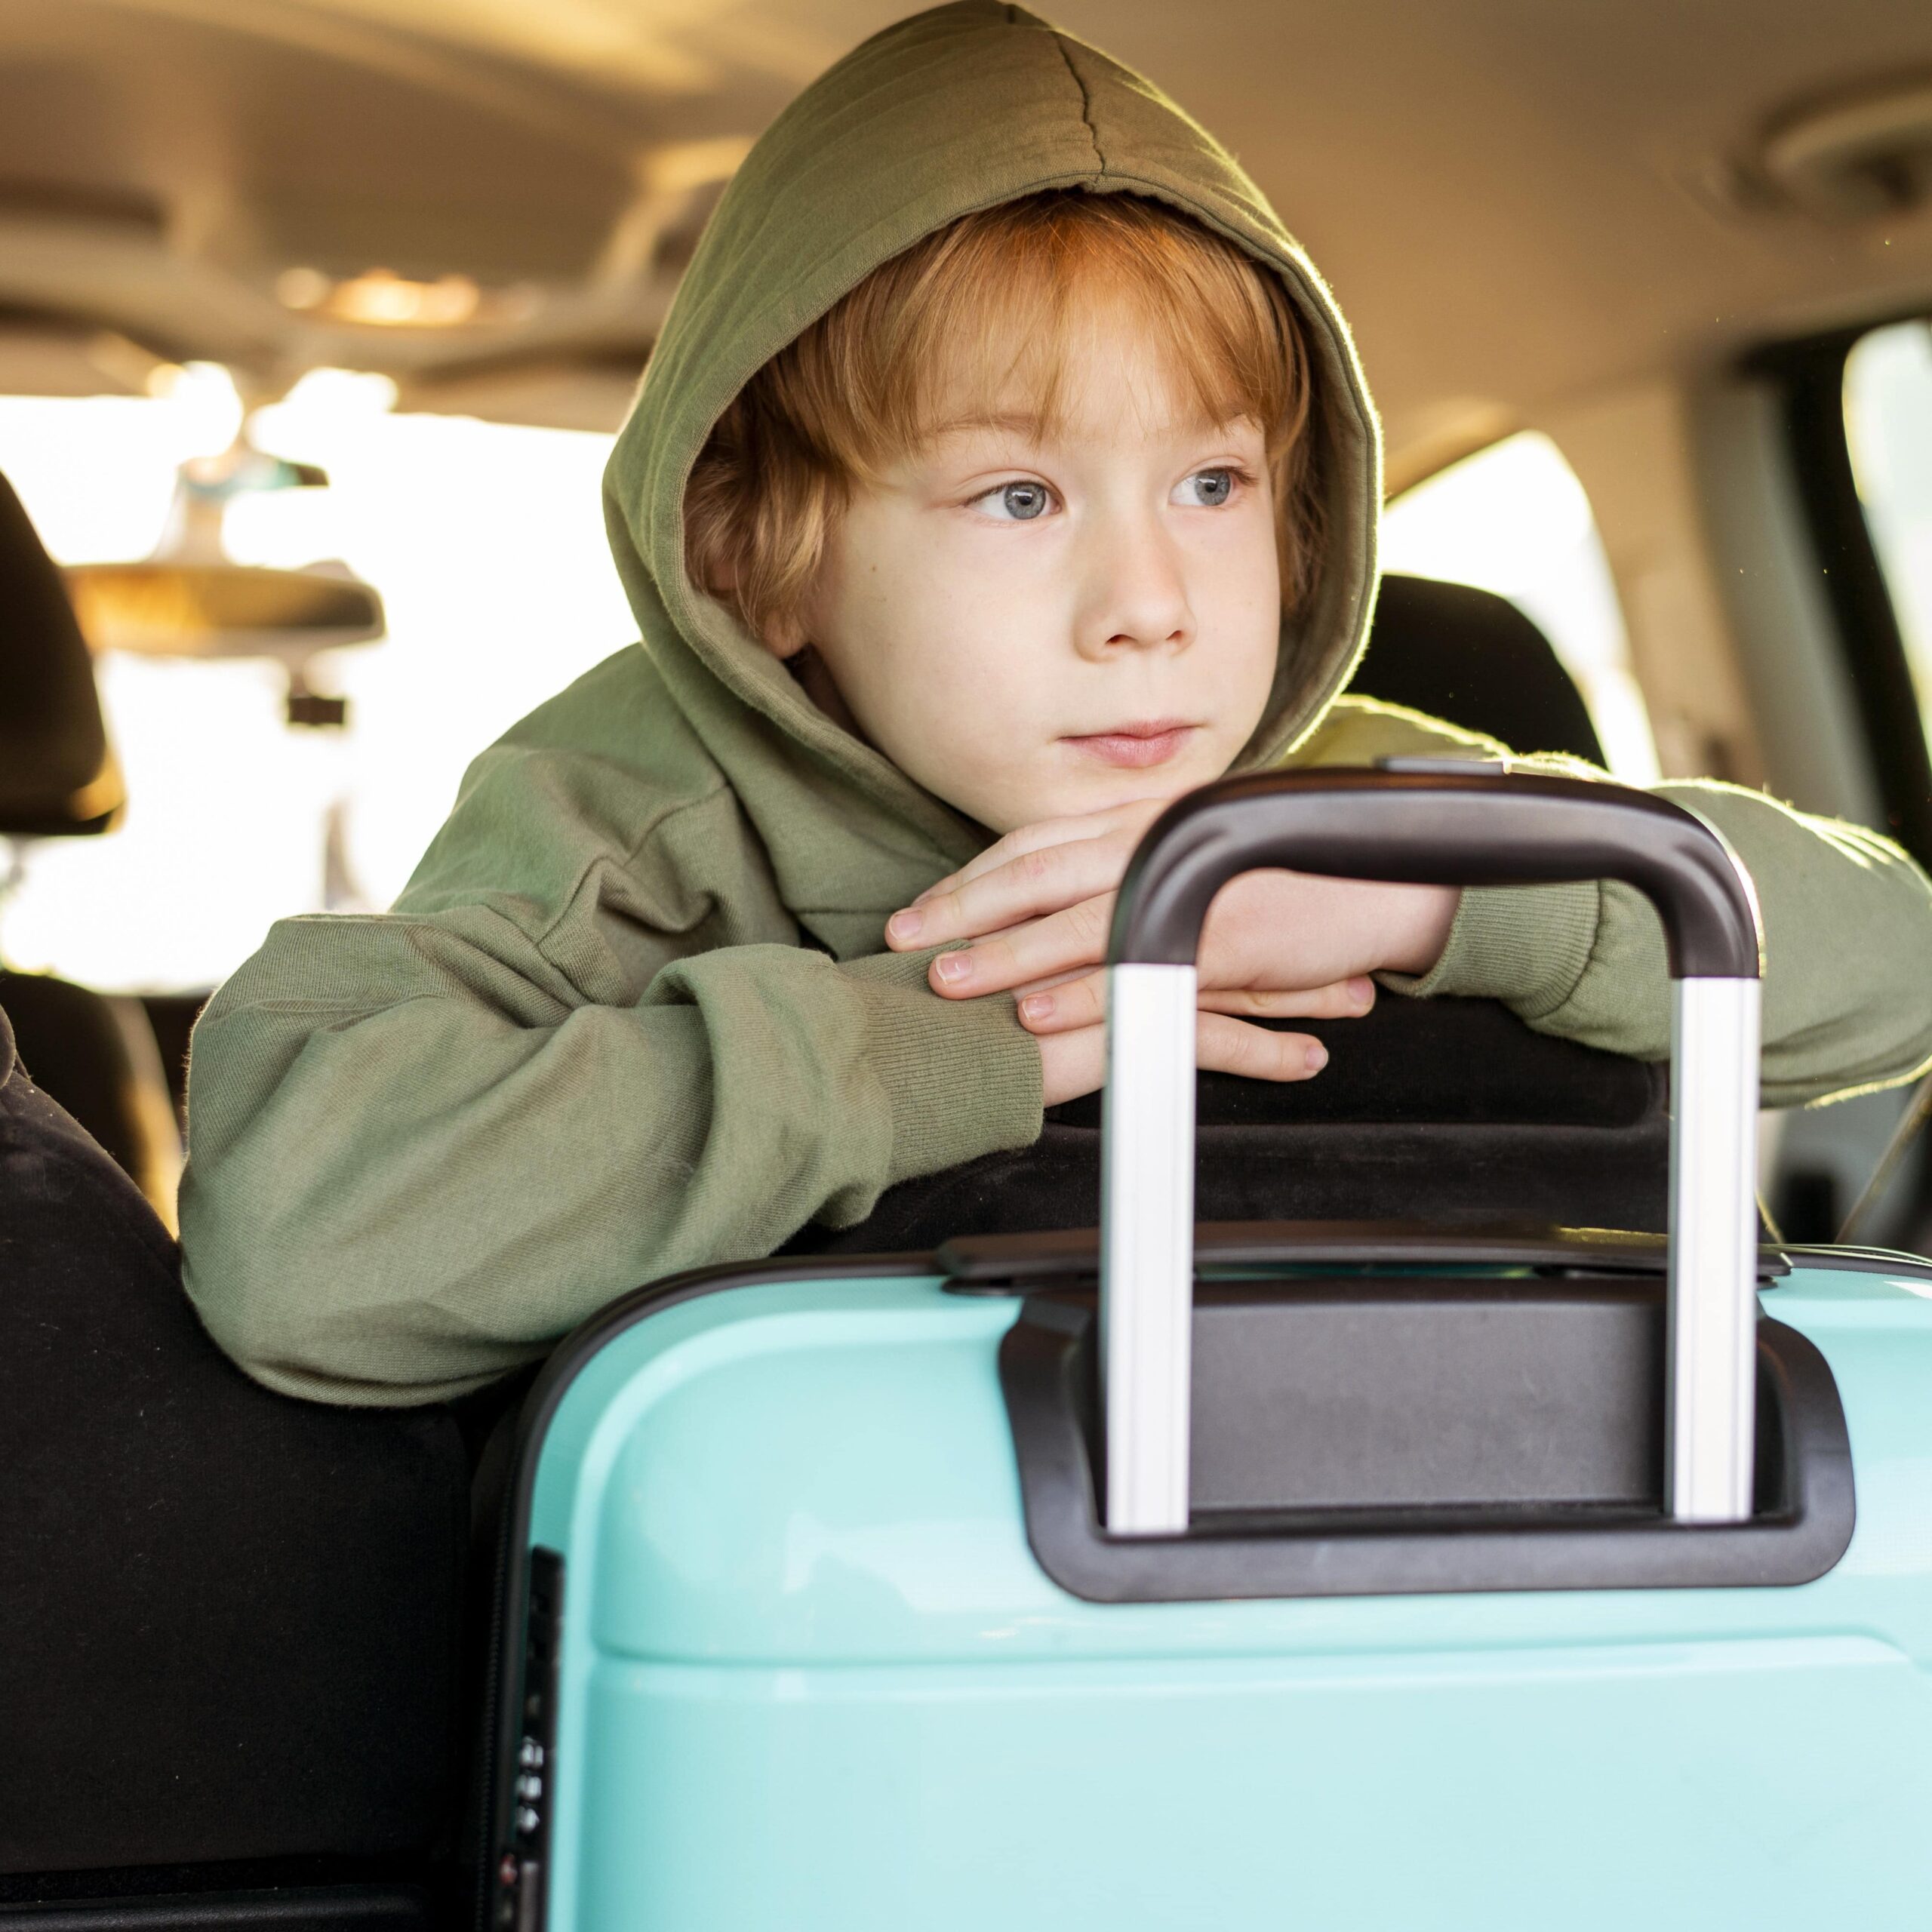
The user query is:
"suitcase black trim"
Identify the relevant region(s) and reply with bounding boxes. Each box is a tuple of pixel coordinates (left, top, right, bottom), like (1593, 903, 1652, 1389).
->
(1000, 1295, 1856, 1601)
(1777, 1242, 1932, 1282)
(0, 1887, 432, 1930)
(938, 1218, 1792, 1287)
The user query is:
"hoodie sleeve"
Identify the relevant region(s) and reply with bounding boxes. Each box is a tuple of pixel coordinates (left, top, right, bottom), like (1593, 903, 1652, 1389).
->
(1410, 780, 1932, 1108)
(1306, 700, 1932, 1109)
(177, 774, 1040, 1407)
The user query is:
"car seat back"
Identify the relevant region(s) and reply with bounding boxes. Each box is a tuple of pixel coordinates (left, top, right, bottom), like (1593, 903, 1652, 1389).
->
(789, 994, 1670, 1254)
(1353, 574, 1606, 764)
(0, 1000, 470, 1918)
(0, 470, 122, 836)
(0, 467, 180, 1216)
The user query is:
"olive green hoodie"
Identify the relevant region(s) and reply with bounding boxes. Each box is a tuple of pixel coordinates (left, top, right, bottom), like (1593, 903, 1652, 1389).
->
(179, 1, 1932, 1404)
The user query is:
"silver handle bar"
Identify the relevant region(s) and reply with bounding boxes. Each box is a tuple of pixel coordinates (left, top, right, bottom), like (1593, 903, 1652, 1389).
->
(1100, 767, 1764, 1537)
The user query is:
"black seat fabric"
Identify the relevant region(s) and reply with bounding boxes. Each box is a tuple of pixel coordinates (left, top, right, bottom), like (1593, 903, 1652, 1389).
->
(0, 466, 180, 1214)
(0, 470, 122, 835)
(1352, 574, 1605, 764)
(786, 995, 1669, 1254)
(0, 999, 470, 1880)
(1, 969, 181, 1213)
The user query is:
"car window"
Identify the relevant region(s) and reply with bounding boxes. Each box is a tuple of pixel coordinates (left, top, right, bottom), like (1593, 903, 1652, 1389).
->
(6, 393, 1664, 993)
(0, 369, 634, 993)
(1846, 320, 1932, 716)
(1380, 431, 1660, 782)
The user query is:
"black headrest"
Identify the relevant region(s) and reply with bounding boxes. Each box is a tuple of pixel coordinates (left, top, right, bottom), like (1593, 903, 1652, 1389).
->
(0, 469, 122, 836)
(785, 995, 1670, 1254)
(1351, 574, 1605, 767)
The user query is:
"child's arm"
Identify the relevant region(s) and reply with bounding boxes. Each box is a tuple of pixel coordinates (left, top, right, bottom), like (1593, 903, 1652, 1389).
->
(903, 698, 1932, 1112)
(178, 745, 1038, 1407)
(1323, 701, 1932, 1106)
(1404, 777, 1932, 1107)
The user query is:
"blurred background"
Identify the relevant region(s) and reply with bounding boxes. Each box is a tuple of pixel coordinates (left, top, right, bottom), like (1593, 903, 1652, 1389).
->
(2, 0, 1931, 1235)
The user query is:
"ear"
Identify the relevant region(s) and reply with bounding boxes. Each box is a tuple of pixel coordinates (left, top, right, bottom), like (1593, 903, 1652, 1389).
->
(761, 610, 809, 659)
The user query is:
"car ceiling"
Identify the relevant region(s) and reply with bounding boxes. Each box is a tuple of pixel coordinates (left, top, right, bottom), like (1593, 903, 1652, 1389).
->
(2, 0, 1930, 480)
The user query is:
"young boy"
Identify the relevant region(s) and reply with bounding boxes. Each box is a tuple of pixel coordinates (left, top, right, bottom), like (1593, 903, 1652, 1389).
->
(179, 1, 1932, 1404)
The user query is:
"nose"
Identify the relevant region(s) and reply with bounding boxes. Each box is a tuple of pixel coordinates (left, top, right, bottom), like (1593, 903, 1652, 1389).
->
(1072, 509, 1194, 664)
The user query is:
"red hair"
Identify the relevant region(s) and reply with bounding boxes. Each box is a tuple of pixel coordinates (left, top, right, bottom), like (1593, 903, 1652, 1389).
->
(685, 189, 1321, 645)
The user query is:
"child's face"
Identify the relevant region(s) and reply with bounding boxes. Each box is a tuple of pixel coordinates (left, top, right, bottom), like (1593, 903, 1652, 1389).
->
(794, 306, 1283, 833)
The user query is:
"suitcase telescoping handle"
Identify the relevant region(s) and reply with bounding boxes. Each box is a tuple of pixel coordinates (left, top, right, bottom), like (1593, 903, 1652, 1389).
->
(1101, 765, 1764, 1537)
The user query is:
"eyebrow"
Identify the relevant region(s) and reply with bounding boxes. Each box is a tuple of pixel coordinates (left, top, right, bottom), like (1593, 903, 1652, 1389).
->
(922, 408, 1054, 441)
(923, 405, 1259, 445)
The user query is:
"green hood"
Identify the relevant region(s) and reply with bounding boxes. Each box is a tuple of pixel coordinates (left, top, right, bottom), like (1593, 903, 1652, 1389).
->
(601, 0, 1382, 877)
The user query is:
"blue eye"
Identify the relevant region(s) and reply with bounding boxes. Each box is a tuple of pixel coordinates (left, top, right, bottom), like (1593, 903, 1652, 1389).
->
(980, 480, 1052, 521)
(1176, 468, 1235, 507)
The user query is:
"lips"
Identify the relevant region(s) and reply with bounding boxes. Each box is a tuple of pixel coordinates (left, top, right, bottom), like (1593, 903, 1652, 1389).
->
(1061, 720, 1199, 768)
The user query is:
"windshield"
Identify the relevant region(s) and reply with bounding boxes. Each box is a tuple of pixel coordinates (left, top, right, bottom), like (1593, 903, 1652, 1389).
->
(0, 370, 635, 992)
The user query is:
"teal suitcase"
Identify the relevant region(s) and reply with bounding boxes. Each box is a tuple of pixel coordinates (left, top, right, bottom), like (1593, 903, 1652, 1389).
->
(489, 770, 1932, 1930)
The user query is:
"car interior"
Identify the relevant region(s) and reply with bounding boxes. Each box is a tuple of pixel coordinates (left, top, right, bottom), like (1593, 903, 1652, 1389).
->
(2, 2, 1931, 1927)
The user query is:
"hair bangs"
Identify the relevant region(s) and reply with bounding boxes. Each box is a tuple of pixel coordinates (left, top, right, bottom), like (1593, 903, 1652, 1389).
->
(687, 190, 1322, 647)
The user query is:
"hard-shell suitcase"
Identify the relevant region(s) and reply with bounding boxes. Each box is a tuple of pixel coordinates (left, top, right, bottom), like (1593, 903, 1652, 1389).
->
(489, 769, 1932, 1931)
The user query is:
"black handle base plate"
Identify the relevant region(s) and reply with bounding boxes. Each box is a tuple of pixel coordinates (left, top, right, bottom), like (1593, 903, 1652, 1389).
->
(1001, 1288, 1853, 1602)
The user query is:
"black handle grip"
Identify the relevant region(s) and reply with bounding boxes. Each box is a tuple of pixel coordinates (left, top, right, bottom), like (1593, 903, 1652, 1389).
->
(1108, 768, 1762, 979)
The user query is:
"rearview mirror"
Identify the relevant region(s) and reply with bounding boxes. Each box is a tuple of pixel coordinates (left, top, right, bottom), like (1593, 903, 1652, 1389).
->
(63, 562, 385, 660)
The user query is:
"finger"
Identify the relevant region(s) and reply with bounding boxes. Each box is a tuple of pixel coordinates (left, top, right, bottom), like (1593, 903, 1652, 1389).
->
(915, 817, 1106, 905)
(1036, 1021, 1108, 1108)
(1008, 964, 1095, 1001)
(1023, 972, 1376, 1033)
(910, 818, 1106, 912)
(909, 797, 1166, 906)
(897, 838, 1130, 949)
(1195, 977, 1376, 1020)
(1032, 1005, 1327, 1091)
(1196, 1015, 1330, 1081)
(928, 892, 1114, 995)
(1017, 969, 1106, 1035)
(898, 814, 1134, 949)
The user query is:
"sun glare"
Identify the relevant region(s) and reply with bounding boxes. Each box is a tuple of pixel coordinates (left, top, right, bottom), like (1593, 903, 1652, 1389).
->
(2, 395, 1660, 993)
(0, 372, 636, 992)
(1380, 431, 1660, 783)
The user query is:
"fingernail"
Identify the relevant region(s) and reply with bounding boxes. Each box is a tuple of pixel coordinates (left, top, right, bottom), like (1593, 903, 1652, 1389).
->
(1020, 992, 1054, 1023)
(888, 909, 924, 943)
(934, 949, 972, 984)
(1304, 1041, 1328, 1073)
(1349, 977, 1374, 1008)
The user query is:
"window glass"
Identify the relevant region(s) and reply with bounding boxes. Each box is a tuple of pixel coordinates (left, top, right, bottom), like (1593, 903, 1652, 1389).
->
(0, 370, 635, 992)
(1846, 319, 1932, 701)
(5, 401, 1663, 991)
(1380, 431, 1660, 783)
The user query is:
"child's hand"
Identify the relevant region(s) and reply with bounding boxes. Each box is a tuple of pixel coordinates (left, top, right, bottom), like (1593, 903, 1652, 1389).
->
(1024, 995, 1354, 1107)
(885, 799, 1460, 1105)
